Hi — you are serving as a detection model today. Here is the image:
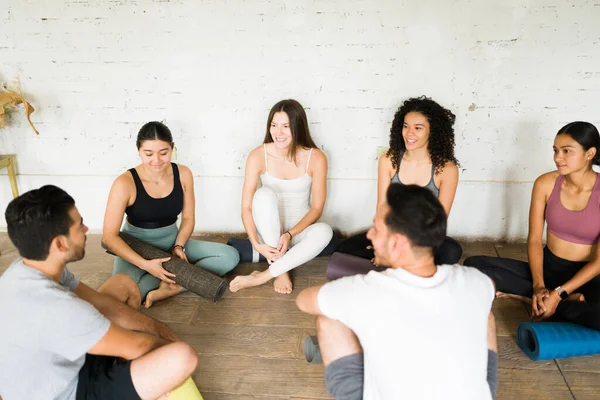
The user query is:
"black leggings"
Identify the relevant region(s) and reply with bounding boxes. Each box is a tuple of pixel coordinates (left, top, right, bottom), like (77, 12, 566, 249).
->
(464, 247, 600, 330)
(335, 231, 463, 265)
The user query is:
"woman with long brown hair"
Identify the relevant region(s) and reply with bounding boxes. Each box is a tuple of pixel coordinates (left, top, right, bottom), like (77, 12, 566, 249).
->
(229, 99, 333, 294)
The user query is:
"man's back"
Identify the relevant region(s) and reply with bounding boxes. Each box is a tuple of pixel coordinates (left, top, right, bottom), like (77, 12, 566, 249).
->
(318, 264, 495, 400)
(0, 259, 109, 400)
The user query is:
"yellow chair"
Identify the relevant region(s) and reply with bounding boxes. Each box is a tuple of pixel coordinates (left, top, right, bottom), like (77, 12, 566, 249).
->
(168, 377, 204, 399)
(0, 155, 18, 198)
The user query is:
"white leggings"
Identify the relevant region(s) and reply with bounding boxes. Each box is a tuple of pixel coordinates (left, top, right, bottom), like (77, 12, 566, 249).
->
(253, 187, 333, 277)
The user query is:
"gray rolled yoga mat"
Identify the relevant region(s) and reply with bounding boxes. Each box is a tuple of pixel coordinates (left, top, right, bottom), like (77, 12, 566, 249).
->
(304, 335, 323, 364)
(326, 252, 386, 281)
(103, 232, 227, 302)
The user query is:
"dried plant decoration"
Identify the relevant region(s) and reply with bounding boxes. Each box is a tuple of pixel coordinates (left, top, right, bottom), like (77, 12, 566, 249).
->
(0, 82, 39, 135)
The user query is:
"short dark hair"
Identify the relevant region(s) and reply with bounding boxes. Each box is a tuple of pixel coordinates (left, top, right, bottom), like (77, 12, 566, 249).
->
(263, 99, 318, 163)
(384, 184, 447, 249)
(557, 121, 600, 166)
(136, 121, 174, 149)
(5, 185, 75, 260)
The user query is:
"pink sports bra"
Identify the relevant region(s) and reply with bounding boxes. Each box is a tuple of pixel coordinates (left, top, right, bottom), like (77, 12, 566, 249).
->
(545, 174, 600, 245)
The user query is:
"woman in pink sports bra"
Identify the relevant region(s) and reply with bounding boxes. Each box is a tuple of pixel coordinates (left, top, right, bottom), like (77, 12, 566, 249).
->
(229, 99, 333, 294)
(465, 121, 600, 330)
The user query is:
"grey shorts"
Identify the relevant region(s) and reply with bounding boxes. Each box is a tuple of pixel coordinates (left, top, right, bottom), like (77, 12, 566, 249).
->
(324, 353, 364, 400)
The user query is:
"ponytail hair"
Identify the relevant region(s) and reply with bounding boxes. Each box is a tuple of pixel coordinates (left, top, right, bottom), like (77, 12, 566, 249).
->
(557, 121, 600, 166)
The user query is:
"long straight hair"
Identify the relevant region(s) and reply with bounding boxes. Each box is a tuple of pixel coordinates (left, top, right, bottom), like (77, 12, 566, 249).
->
(263, 99, 317, 164)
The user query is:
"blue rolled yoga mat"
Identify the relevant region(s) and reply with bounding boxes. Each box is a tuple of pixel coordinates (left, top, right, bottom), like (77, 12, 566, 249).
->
(517, 322, 600, 361)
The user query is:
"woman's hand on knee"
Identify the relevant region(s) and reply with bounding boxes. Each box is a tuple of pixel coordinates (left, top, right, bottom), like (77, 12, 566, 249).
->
(143, 258, 177, 284)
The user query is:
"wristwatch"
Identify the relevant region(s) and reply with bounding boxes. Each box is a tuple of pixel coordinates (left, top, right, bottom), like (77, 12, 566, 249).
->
(171, 244, 185, 255)
(554, 286, 569, 301)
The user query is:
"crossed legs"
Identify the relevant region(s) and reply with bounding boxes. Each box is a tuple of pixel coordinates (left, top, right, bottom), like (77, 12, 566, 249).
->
(96, 274, 199, 399)
(230, 187, 332, 294)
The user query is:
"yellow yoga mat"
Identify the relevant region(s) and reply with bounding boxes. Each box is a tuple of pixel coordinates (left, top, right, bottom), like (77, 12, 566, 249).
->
(169, 377, 204, 399)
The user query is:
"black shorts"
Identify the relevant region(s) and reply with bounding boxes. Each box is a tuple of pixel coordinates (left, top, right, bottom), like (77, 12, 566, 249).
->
(76, 354, 141, 400)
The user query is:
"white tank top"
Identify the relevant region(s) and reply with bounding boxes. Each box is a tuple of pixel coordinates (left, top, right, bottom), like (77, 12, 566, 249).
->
(260, 144, 313, 230)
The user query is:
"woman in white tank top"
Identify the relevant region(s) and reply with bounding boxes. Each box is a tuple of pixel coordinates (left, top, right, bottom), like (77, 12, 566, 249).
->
(229, 99, 333, 294)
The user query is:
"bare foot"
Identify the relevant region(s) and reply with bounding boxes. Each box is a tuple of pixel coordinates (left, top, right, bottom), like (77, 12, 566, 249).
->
(145, 282, 183, 308)
(274, 272, 293, 294)
(229, 270, 271, 293)
(495, 291, 532, 304)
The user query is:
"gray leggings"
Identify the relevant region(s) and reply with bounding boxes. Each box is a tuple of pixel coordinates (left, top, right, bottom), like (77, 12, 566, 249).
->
(325, 350, 498, 400)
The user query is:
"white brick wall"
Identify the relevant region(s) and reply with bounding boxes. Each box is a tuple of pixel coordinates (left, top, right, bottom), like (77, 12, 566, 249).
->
(1, 0, 599, 239)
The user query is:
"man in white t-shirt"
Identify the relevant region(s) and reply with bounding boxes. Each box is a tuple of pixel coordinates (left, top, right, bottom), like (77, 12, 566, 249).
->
(297, 184, 498, 400)
(0, 185, 198, 400)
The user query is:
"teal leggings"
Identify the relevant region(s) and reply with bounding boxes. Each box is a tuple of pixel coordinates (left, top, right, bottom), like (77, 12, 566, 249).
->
(113, 223, 240, 299)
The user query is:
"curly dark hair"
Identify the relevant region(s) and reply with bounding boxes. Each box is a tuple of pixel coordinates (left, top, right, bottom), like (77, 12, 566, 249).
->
(387, 96, 459, 174)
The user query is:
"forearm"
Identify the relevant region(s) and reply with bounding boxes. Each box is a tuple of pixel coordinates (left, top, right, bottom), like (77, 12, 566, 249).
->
(561, 261, 600, 294)
(94, 292, 166, 335)
(104, 235, 149, 271)
(127, 331, 169, 360)
(527, 240, 545, 288)
(174, 217, 194, 247)
(242, 208, 261, 248)
(288, 208, 323, 238)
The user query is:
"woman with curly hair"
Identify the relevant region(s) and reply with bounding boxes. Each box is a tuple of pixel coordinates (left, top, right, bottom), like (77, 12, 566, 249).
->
(336, 96, 463, 265)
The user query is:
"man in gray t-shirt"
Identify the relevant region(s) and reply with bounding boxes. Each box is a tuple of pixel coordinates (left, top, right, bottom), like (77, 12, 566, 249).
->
(0, 185, 199, 400)
(0, 260, 110, 399)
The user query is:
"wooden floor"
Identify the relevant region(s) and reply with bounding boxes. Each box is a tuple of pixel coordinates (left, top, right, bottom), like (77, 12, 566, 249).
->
(1, 234, 600, 399)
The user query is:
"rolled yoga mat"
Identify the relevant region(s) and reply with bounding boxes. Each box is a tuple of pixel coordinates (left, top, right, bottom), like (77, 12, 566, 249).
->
(169, 377, 204, 399)
(517, 322, 600, 361)
(102, 232, 227, 302)
(326, 252, 387, 281)
(227, 232, 342, 263)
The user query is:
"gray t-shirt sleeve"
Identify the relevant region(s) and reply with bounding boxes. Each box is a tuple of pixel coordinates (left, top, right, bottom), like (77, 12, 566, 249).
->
(39, 290, 110, 361)
(60, 267, 80, 291)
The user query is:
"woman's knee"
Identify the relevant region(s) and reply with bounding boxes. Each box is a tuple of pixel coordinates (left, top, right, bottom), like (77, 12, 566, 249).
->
(253, 187, 278, 206)
(222, 244, 240, 271)
(310, 223, 334, 244)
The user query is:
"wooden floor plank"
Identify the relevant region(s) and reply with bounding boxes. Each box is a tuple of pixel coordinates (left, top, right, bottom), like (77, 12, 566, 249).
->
(492, 298, 530, 336)
(496, 368, 573, 400)
(192, 297, 317, 328)
(141, 295, 203, 324)
(497, 335, 556, 371)
(556, 354, 600, 373)
(494, 242, 528, 261)
(561, 371, 600, 400)
(192, 354, 331, 399)
(459, 241, 498, 262)
(169, 322, 304, 359)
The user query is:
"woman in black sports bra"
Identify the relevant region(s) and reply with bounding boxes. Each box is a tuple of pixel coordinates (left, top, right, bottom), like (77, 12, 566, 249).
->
(336, 96, 463, 265)
(102, 121, 239, 307)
